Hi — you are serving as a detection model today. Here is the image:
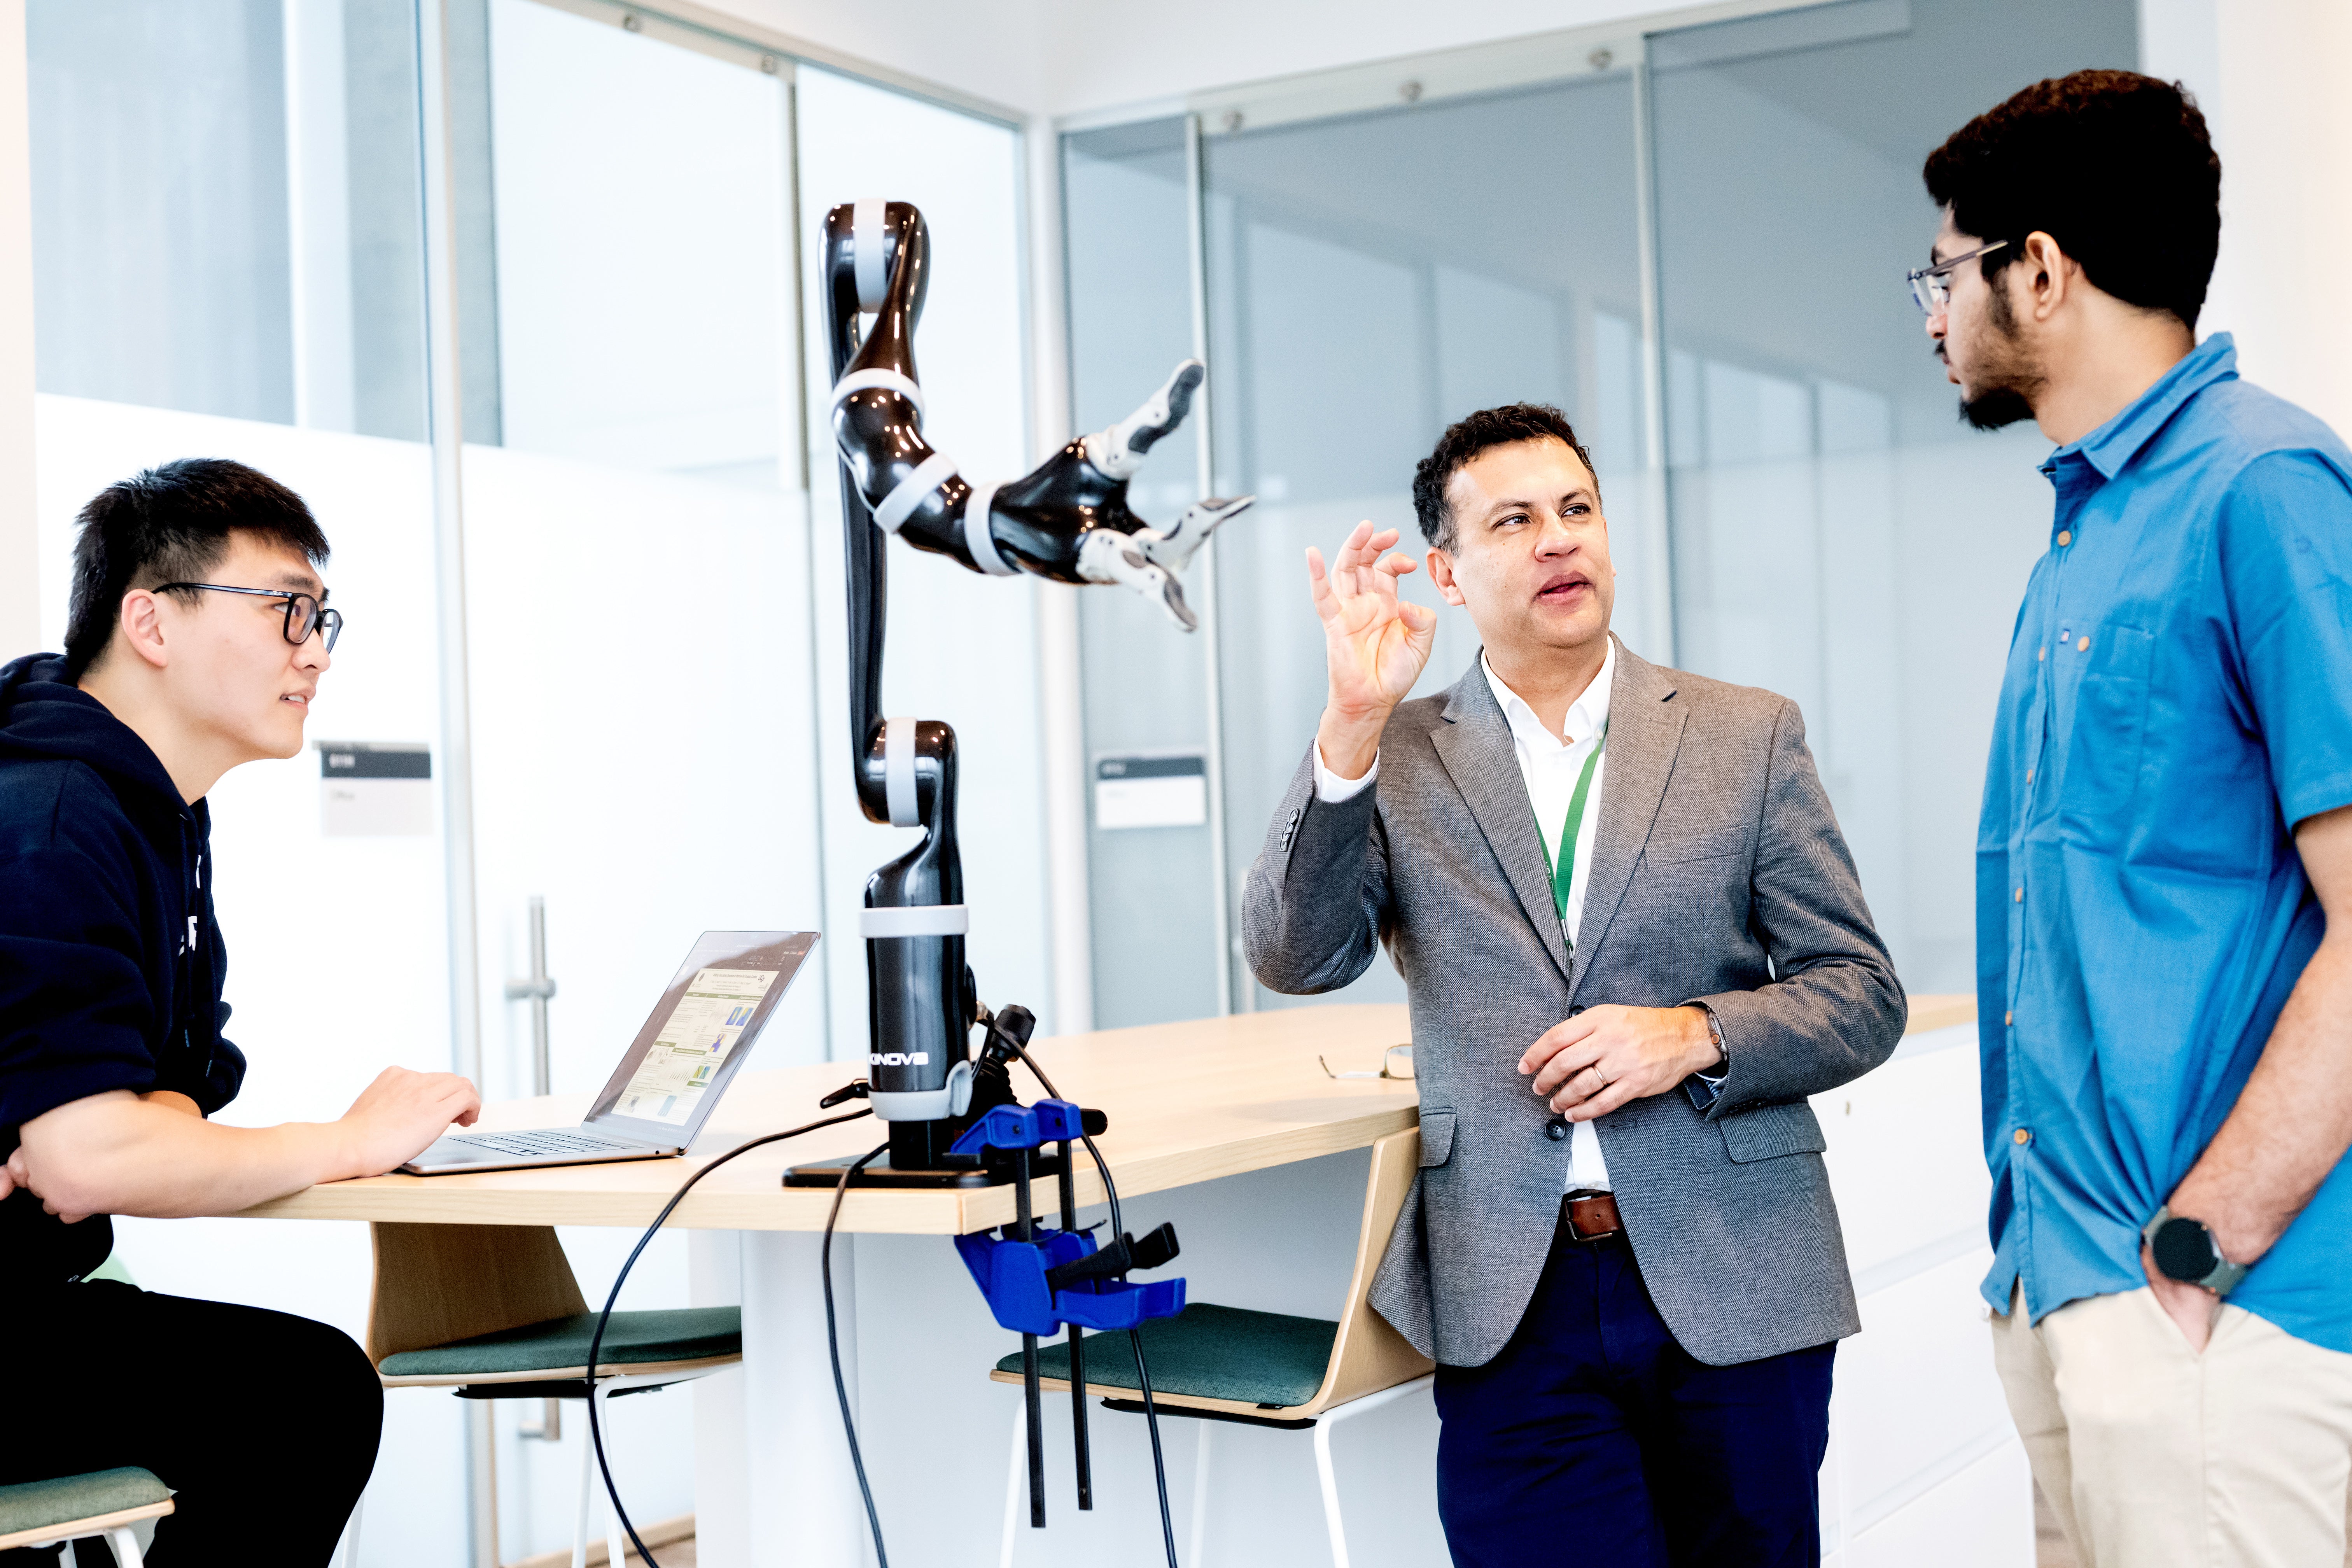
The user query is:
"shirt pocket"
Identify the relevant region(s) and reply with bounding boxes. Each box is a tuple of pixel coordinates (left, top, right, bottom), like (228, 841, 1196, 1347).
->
(2060, 622, 2155, 849)
(1718, 1101, 1827, 1162)
(1416, 1109, 1456, 1167)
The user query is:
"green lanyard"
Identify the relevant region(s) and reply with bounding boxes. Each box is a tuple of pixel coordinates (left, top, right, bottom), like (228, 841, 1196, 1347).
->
(1549, 725, 1608, 932)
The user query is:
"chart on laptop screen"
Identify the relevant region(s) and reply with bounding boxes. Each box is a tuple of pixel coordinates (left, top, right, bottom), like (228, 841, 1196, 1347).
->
(612, 966, 776, 1124)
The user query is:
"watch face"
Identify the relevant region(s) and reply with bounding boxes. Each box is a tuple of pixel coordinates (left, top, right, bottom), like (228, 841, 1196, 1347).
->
(2152, 1216, 2219, 1282)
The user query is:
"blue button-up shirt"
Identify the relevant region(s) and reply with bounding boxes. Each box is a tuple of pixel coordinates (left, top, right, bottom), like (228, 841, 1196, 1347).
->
(1978, 333, 2352, 1354)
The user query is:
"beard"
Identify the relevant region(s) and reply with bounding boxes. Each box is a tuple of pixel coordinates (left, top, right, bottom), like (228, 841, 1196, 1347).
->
(1960, 383, 2037, 430)
(1951, 279, 2043, 430)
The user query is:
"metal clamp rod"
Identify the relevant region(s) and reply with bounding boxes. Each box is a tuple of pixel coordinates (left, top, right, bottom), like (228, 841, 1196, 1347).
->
(1059, 1137, 1094, 1510)
(503, 895, 556, 1097)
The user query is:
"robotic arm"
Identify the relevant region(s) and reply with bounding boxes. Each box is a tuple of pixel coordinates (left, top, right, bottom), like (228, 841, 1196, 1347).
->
(822, 199, 1252, 632)
(803, 198, 1251, 1178)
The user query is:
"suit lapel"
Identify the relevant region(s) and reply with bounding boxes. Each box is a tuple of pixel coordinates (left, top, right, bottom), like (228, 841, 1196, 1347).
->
(1570, 639, 1685, 1001)
(1430, 658, 1574, 985)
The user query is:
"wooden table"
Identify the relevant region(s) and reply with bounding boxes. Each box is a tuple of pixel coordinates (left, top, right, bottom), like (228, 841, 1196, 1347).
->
(244, 1004, 1419, 1568)
(244, 1003, 1421, 1233)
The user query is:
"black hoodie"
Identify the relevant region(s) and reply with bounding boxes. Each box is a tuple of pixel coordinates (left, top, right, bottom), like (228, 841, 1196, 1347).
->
(0, 653, 246, 1286)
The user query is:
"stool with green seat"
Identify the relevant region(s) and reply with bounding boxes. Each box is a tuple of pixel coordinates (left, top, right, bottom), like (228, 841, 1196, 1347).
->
(988, 1126, 1433, 1567)
(360, 1222, 740, 1568)
(0, 1468, 173, 1566)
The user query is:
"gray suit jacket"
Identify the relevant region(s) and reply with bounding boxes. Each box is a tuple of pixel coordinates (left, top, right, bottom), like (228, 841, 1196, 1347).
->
(1242, 640, 1904, 1368)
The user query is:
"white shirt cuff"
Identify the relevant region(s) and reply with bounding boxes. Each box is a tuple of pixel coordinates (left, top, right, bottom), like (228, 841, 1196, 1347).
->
(1313, 743, 1379, 803)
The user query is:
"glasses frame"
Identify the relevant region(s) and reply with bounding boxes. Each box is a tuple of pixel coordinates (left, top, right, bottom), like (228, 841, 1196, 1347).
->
(1907, 239, 2010, 317)
(154, 582, 343, 652)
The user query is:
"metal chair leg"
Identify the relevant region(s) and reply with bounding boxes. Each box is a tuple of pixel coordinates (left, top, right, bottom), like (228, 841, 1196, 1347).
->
(340, 1489, 364, 1568)
(1187, 1418, 1214, 1568)
(998, 1398, 1026, 1568)
(1312, 1418, 1349, 1568)
(107, 1528, 147, 1568)
(572, 1391, 598, 1568)
(597, 1384, 627, 1568)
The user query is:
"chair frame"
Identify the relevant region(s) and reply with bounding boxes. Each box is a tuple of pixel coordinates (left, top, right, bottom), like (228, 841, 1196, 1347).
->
(0, 1500, 172, 1566)
(992, 1127, 1435, 1566)
(359, 1222, 739, 1568)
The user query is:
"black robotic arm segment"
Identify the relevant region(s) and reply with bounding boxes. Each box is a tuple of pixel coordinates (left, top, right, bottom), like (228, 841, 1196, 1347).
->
(821, 199, 1254, 627)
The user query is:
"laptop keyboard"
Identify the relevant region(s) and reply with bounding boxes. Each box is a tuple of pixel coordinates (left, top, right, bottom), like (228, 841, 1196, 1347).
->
(455, 1129, 644, 1157)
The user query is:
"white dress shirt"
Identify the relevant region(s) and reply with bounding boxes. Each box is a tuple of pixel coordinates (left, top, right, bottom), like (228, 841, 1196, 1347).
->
(1314, 640, 1619, 1191)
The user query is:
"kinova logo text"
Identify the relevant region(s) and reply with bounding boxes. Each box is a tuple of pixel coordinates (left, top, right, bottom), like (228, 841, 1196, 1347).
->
(868, 1052, 931, 1067)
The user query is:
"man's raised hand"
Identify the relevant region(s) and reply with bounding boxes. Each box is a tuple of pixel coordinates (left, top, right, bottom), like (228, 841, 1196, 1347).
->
(1311, 522, 1438, 779)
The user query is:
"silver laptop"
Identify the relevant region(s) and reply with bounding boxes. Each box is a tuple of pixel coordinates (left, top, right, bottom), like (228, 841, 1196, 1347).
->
(402, 930, 817, 1175)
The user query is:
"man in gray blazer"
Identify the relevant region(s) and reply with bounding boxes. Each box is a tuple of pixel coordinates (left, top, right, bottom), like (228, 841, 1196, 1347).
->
(1244, 403, 1904, 1566)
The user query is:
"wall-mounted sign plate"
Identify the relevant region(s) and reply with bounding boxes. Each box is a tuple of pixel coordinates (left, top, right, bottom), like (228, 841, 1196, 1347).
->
(1094, 752, 1208, 831)
(318, 741, 432, 837)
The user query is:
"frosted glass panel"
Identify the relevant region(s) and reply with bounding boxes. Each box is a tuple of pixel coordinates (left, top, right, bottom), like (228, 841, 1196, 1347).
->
(485, 0, 794, 483)
(28, 0, 429, 437)
(1650, 0, 2138, 994)
(1202, 79, 1653, 1011)
(1062, 118, 1223, 1029)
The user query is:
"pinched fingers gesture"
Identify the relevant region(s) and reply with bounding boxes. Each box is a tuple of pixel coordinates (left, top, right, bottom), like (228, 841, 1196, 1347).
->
(1308, 521, 1437, 724)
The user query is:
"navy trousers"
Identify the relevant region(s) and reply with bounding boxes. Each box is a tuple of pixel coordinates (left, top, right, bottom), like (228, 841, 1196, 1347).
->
(1433, 1213, 1835, 1568)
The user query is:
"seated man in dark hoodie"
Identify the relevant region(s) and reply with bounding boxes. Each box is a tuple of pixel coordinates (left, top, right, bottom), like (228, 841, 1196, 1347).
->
(0, 458, 481, 1563)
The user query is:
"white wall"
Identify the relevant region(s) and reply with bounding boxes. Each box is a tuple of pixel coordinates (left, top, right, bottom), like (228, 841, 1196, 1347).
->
(0, 0, 32, 659)
(2141, 0, 2352, 436)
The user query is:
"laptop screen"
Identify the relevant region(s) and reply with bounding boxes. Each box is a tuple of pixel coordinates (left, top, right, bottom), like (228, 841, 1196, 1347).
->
(584, 930, 817, 1146)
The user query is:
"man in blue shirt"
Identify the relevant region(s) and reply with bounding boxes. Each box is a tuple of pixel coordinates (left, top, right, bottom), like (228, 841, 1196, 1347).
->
(1920, 70, 2352, 1567)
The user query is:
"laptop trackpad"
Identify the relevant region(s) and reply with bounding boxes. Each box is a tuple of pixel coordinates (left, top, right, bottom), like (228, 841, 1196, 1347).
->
(404, 1136, 528, 1170)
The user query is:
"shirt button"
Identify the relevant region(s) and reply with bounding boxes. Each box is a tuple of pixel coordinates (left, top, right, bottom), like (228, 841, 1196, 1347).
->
(2037, 646, 2046, 662)
(1545, 1118, 1569, 1142)
(2005, 1010, 2014, 1026)
(2056, 530, 2072, 546)
(2025, 768, 2033, 784)
(2014, 887, 2024, 903)
(2077, 636, 2090, 653)
(2013, 1128, 2032, 1146)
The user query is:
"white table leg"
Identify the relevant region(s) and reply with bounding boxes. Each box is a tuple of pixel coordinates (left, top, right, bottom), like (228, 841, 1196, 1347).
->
(742, 1230, 870, 1568)
(691, 1230, 751, 1568)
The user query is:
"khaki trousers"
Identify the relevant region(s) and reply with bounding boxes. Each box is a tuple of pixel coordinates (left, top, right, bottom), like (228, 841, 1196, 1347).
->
(1990, 1282, 2352, 1568)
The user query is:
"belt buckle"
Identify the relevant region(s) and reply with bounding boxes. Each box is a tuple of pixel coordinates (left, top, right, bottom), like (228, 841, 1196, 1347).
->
(1563, 1190, 1621, 1244)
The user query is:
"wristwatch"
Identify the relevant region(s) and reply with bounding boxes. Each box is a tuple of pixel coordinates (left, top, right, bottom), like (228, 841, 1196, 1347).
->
(2140, 1206, 2249, 1297)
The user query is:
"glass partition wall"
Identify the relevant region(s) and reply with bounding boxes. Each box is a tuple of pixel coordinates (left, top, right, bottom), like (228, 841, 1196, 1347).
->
(24, 4, 1034, 1563)
(1066, 0, 2139, 1021)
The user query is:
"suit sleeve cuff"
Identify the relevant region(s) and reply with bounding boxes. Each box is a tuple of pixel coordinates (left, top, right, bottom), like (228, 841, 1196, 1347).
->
(1313, 743, 1379, 803)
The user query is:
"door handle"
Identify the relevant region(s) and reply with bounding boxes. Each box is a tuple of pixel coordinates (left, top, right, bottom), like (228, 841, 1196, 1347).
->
(502, 895, 557, 1097)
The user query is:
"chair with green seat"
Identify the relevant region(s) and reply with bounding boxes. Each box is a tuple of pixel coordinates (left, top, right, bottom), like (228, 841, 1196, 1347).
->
(0, 1468, 173, 1566)
(989, 1126, 1434, 1567)
(360, 1222, 740, 1568)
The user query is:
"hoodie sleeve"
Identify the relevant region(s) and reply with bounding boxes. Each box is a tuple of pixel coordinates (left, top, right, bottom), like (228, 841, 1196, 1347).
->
(0, 844, 160, 1137)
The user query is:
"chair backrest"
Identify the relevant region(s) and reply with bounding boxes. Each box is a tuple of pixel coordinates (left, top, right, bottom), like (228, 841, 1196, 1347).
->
(1303, 1125, 1435, 1412)
(364, 1222, 590, 1366)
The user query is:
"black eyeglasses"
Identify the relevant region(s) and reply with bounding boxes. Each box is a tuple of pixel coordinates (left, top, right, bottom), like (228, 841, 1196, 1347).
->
(1907, 239, 2009, 316)
(156, 583, 343, 652)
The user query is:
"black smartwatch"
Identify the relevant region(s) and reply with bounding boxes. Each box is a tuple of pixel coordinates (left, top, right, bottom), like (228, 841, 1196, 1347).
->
(2140, 1206, 2249, 1297)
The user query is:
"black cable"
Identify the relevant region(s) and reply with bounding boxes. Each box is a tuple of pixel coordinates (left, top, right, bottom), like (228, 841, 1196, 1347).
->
(583, 1108, 874, 1568)
(1000, 1035, 1181, 1568)
(825, 1140, 894, 1568)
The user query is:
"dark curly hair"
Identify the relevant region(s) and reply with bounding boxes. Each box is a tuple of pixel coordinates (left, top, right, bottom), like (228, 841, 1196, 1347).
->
(1924, 70, 2220, 329)
(1412, 403, 1599, 552)
(65, 458, 329, 681)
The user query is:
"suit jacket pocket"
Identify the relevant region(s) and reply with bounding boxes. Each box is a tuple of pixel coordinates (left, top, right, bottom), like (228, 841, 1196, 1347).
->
(1417, 1109, 1456, 1167)
(1645, 825, 1751, 866)
(1718, 1101, 1827, 1163)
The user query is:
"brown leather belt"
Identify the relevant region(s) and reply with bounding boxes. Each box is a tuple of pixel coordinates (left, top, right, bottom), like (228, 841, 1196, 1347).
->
(1562, 1190, 1624, 1242)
